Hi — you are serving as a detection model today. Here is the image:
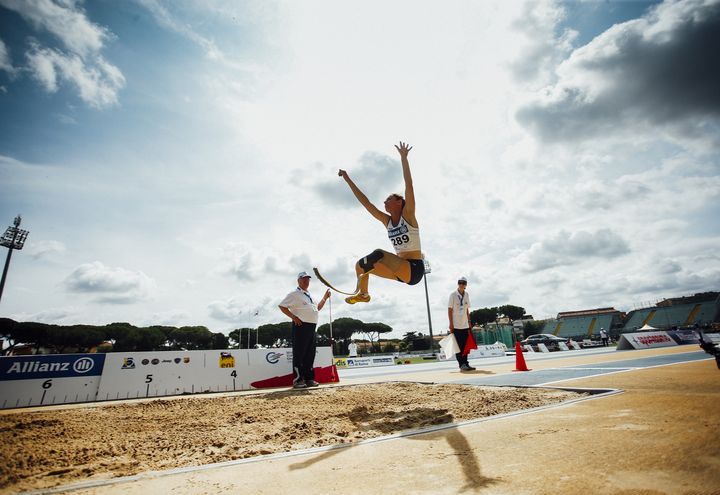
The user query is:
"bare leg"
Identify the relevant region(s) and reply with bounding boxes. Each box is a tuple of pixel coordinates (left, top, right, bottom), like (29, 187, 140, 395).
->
(372, 252, 412, 283)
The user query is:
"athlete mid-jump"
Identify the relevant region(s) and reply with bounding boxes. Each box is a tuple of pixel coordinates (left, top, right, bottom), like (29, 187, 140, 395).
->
(336, 141, 425, 304)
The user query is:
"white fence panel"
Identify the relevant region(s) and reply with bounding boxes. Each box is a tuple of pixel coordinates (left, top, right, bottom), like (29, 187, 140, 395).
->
(1, 348, 336, 409)
(0, 354, 106, 409)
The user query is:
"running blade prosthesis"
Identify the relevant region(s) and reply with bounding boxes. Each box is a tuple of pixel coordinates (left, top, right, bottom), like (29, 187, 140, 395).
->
(312, 267, 360, 296)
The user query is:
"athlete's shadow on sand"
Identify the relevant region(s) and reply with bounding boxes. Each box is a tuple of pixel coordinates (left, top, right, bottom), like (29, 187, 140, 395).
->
(289, 406, 499, 492)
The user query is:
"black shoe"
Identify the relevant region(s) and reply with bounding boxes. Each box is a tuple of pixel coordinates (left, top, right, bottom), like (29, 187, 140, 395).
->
(305, 380, 319, 387)
(293, 381, 307, 389)
(460, 364, 473, 372)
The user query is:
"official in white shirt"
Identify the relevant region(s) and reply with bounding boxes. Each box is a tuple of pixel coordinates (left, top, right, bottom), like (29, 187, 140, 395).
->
(448, 276, 475, 371)
(279, 271, 330, 389)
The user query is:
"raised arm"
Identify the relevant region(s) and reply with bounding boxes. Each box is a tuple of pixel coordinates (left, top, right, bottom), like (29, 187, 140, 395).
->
(395, 141, 417, 225)
(338, 169, 389, 224)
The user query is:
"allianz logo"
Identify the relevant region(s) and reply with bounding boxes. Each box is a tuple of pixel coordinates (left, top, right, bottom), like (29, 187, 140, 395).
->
(387, 224, 409, 237)
(6, 357, 95, 374)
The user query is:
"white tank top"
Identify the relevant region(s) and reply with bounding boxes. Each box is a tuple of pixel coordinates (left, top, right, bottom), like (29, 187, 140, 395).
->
(387, 216, 421, 255)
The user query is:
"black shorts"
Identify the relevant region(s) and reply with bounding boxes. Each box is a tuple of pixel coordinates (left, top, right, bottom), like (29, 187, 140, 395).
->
(407, 259, 425, 286)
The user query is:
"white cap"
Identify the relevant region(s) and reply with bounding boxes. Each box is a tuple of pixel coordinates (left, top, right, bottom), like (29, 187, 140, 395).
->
(458, 276, 467, 283)
(297, 271, 312, 279)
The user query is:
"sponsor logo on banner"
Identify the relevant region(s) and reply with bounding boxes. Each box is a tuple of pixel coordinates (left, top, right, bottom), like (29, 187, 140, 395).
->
(667, 330, 700, 344)
(219, 352, 235, 368)
(141, 359, 149, 365)
(183, 357, 190, 364)
(387, 223, 409, 237)
(617, 331, 679, 350)
(0, 354, 106, 381)
(468, 344, 506, 358)
(339, 357, 395, 368)
(633, 333, 673, 346)
(73, 357, 95, 373)
(174, 358, 181, 364)
(151, 358, 160, 365)
(346, 358, 372, 367)
(121, 357, 136, 369)
(265, 352, 284, 364)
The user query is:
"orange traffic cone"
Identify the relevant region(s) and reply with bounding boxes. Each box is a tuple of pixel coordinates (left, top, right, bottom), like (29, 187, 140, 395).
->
(513, 341, 531, 372)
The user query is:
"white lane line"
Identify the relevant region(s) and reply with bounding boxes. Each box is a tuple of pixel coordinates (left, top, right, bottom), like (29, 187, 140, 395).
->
(545, 367, 637, 371)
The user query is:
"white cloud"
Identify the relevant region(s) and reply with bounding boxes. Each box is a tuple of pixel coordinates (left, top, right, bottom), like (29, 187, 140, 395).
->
(513, 229, 631, 273)
(0, 0, 109, 56)
(309, 151, 403, 208)
(26, 42, 125, 108)
(146, 309, 192, 327)
(516, 0, 720, 144)
(28, 240, 66, 260)
(1, 0, 124, 108)
(9, 307, 77, 324)
(509, 0, 577, 86)
(54, 112, 77, 124)
(207, 296, 269, 324)
(64, 261, 156, 303)
(135, 0, 221, 59)
(571, 259, 720, 308)
(0, 37, 15, 74)
(215, 242, 255, 281)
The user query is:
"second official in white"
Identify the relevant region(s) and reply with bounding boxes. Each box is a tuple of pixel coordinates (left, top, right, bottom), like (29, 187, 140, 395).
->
(448, 276, 475, 371)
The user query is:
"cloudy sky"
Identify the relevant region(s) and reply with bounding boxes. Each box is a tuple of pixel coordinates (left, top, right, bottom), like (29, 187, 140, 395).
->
(1, 0, 718, 338)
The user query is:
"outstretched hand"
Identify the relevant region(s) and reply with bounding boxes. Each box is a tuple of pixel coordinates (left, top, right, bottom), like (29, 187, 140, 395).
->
(395, 141, 412, 158)
(338, 169, 349, 179)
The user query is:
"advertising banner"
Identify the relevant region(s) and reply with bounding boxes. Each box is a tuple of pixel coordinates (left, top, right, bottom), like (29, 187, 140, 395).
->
(334, 356, 395, 368)
(666, 330, 700, 345)
(96, 350, 206, 401)
(97, 347, 337, 400)
(0, 354, 106, 409)
(467, 343, 506, 359)
(616, 331, 678, 350)
(0, 347, 337, 409)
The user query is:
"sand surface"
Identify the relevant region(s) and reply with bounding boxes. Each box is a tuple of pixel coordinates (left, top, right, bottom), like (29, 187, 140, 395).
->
(0, 382, 582, 493)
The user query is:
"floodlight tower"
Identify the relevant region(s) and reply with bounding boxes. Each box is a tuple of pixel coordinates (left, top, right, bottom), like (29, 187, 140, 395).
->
(422, 256, 434, 350)
(0, 215, 29, 304)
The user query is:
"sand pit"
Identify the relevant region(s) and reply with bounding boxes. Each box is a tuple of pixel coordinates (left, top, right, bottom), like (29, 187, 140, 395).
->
(0, 382, 585, 493)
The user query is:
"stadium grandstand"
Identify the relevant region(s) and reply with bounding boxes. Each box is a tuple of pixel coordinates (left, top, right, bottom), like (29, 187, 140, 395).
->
(539, 292, 719, 341)
(542, 308, 623, 340)
(620, 291, 719, 333)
